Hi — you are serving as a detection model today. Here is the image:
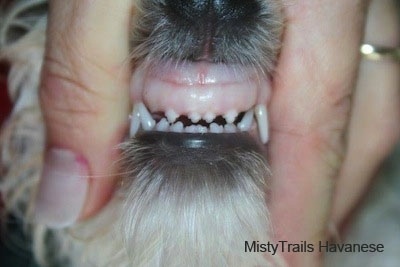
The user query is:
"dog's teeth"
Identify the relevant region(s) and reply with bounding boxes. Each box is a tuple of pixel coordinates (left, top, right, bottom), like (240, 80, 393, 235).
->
(210, 123, 223, 133)
(185, 125, 208, 133)
(189, 112, 201, 123)
(170, 121, 184, 132)
(156, 118, 170, 131)
(224, 124, 237, 133)
(255, 104, 269, 144)
(129, 104, 141, 137)
(184, 125, 197, 133)
(237, 109, 254, 132)
(204, 112, 216, 123)
(197, 125, 208, 133)
(223, 110, 238, 124)
(138, 103, 156, 131)
(166, 109, 179, 123)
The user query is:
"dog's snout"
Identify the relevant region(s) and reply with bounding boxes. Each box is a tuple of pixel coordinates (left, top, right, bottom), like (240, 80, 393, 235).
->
(132, 0, 283, 70)
(163, 0, 262, 61)
(164, 0, 260, 24)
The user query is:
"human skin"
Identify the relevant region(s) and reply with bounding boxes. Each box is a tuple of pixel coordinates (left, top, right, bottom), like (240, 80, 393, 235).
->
(331, 0, 400, 229)
(37, 0, 399, 266)
(268, 1, 368, 265)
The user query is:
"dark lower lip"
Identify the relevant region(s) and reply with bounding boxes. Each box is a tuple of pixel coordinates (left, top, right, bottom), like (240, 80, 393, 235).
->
(135, 131, 263, 152)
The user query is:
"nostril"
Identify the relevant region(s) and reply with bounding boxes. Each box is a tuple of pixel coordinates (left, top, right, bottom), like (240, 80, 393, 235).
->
(164, 0, 260, 23)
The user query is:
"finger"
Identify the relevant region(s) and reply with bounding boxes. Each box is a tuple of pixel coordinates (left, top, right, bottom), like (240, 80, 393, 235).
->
(36, 0, 132, 228)
(332, 0, 400, 226)
(268, 0, 368, 266)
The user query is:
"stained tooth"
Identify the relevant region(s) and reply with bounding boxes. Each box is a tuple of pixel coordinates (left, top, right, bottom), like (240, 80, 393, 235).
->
(210, 123, 223, 133)
(170, 121, 184, 132)
(255, 104, 269, 144)
(156, 118, 170, 131)
(189, 112, 201, 123)
(224, 124, 237, 133)
(138, 103, 156, 131)
(185, 125, 197, 133)
(237, 109, 254, 132)
(223, 110, 238, 124)
(129, 104, 141, 137)
(166, 109, 179, 123)
(204, 112, 216, 123)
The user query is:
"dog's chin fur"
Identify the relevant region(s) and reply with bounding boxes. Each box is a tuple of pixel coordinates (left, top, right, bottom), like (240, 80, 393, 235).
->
(115, 132, 276, 266)
(0, 2, 284, 266)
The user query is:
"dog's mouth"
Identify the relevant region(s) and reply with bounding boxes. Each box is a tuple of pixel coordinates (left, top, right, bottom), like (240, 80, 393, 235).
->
(129, 61, 270, 143)
(127, 0, 283, 145)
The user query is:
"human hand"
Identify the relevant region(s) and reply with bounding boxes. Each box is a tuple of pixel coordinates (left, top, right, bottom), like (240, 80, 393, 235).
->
(268, 0, 399, 266)
(331, 0, 400, 228)
(35, 0, 132, 227)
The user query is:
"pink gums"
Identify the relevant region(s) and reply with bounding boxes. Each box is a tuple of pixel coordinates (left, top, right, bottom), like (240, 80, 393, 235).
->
(130, 61, 271, 115)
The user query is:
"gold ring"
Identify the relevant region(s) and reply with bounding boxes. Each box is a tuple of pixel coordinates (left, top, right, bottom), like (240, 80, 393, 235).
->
(360, 44, 400, 62)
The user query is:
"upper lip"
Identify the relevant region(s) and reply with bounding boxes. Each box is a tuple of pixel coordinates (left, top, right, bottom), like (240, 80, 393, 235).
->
(130, 60, 271, 116)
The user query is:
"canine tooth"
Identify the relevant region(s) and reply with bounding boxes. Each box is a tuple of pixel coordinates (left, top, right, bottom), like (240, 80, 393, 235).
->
(204, 112, 216, 123)
(237, 109, 254, 132)
(129, 104, 141, 137)
(255, 104, 269, 144)
(189, 112, 201, 123)
(170, 121, 184, 132)
(156, 118, 170, 131)
(210, 123, 223, 133)
(224, 124, 237, 133)
(166, 109, 179, 123)
(223, 110, 238, 124)
(138, 103, 156, 131)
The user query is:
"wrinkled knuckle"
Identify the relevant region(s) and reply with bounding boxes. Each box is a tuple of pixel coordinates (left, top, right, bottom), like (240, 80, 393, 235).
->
(40, 58, 101, 125)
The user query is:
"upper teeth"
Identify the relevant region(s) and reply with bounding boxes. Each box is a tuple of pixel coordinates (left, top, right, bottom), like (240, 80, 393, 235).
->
(254, 104, 269, 144)
(138, 103, 156, 130)
(204, 112, 216, 123)
(166, 109, 179, 123)
(237, 109, 254, 132)
(223, 110, 238, 124)
(129, 102, 269, 144)
(189, 112, 201, 123)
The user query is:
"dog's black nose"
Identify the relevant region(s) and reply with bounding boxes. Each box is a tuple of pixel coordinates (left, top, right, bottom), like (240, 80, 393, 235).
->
(163, 0, 262, 62)
(132, 0, 282, 70)
(164, 0, 260, 24)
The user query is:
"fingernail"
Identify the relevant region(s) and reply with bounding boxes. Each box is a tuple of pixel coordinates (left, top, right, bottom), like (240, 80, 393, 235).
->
(35, 148, 89, 228)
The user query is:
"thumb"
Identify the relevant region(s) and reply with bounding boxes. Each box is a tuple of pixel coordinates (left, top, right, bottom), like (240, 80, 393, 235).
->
(35, 0, 132, 228)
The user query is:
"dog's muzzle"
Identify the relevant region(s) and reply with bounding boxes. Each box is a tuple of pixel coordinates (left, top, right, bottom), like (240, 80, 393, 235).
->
(117, 3, 284, 264)
(128, 0, 283, 145)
